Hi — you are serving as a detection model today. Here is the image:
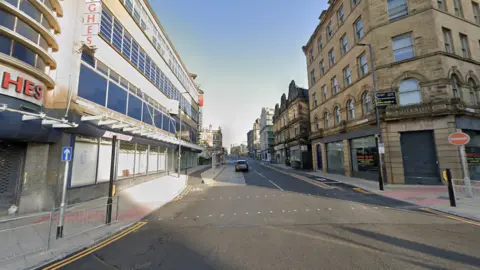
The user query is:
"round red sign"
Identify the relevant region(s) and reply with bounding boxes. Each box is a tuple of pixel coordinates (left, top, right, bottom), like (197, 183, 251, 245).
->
(448, 132, 470, 145)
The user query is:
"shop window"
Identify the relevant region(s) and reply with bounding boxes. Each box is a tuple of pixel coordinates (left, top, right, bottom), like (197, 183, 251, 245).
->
(127, 94, 142, 121)
(135, 144, 148, 176)
(326, 141, 345, 174)
(465, 130, 480, 180)
(0, 10, 15, 30)
(399, 78, 421, 105)
(71, 136, 98, 187)
(107, 82, 128, 114)
(350, 136, 378, 176)
(159, 148, 166, 171)
(118, 141, 135, 179)
(148, 147, 159, 173)
(97, 138, 113, 183)
(78, 64, 108, 106)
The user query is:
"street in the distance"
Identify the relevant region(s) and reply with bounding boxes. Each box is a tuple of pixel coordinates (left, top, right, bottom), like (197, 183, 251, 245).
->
(47, 157, 480, 270)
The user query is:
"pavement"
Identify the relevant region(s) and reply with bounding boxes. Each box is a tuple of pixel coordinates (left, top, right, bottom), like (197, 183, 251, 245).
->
(0, 166, 210, 270)
(266, 163, 480, 221)
(42, 158, 480, 270)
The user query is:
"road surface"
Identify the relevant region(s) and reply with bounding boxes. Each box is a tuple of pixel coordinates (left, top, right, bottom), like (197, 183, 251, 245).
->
(43, 159, 480, 269)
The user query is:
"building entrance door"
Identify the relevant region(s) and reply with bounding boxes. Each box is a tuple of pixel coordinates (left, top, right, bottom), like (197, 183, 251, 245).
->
(400, 131, 440, 184)
(0, 141, 26, 210)
(316, 144, 322, 170)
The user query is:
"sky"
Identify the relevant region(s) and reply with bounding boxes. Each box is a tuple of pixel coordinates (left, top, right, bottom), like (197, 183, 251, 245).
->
(150, 0, 328, 148)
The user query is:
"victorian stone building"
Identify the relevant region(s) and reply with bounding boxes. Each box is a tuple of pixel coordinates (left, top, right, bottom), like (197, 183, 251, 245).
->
(273, 80, 312, 169)
(303, 0, 480, 184)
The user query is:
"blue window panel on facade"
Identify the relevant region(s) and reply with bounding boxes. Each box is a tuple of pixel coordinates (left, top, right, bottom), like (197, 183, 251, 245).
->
(122, 33, 131, 60)
(139, 49, 146, 73)
(145, 55, 151, 79)
(143, 105, 154, 125)
(125, 0, 133, 12)
(170, 119, 176, 134)
(107, 82, 128, 114)
(162, 114, 169, 132)
(81, 51, 95, 67)
(0, 34, 12, 54)
(131, 40, 139, 67)
(78, 65, 107, 106)
(154, 109, 163, 128)
(12, 42, 36, 66)
(112, 20, 123, 52)
(0, 9, 15, 30)
(100, 9, 113, 41)
(127, 94, 142, 121)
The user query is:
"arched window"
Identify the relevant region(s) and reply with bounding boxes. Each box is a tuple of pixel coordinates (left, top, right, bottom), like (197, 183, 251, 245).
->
(399, 78, 422, 105)
(469, 79, 477, 105)
(347, 99, 355, 120)
(334, 106, 341, 124)
(362, 91, 372, 115)
(451, 75, 460, 98)
(324, 112, 329, 128)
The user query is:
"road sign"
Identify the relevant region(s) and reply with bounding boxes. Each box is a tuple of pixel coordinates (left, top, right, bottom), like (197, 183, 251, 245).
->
(376, 92, 397, 106)
(448, 132, 470, 145)
(61, 147, 72, 161)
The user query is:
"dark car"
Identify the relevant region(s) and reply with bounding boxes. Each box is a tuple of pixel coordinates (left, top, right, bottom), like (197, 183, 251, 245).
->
(235, 160, 249, 172)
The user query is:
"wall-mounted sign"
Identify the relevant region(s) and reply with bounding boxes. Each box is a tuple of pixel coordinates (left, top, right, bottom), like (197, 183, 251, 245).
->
(103, 131, 133, 141)
(199, 94, 204, 107)
(1, 66, 45, 106)
(83, 0, 102, 47)
(376, 92, 397, 106)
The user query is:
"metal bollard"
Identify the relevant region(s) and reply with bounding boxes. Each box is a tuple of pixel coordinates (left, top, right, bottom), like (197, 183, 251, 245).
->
(445, 169, 456, 207)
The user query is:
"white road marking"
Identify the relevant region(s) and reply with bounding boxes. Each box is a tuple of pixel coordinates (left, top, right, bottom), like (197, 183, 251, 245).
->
(317, 208, 320, 211)
(220, 214, 224, 217)
(256, 196, 259, 198)
(363, 207, 367, 209)
(229, 197, 231, 199)
(306, 209, 310, 211)
(374, 207, 378, 209)
(352, 207, 355, 210)
(385, 207, 390, 209)
(270, 211, 273, 213)
(328, 208, 332, 211)
(246, 212, 248, 215)
(273, 195, 275, 197)
(158, 218, 162, 220)
(282, 210, 285, 212)
(234, 213, 236, 215)
(247, 196, 250, 198)
(281, 194, 284, 196)
(184, 217, 187, 219)
(220, 197, 223, 199)
(212, 198, 215, 200)
(265, 195, 267, 197)
(238, 196, 241, 198)
(269, 180, 284, 191)
(258, 212, 261, 214)
(293, 210, 297, 212)
(171, 217, 174, 219)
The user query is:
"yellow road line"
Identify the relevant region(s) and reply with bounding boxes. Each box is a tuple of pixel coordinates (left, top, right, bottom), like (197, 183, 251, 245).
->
(353, 187, 371, 194)
(262, 164, 332, 189)
(420, 208, 480, 226)
(43, 221, 148, 270)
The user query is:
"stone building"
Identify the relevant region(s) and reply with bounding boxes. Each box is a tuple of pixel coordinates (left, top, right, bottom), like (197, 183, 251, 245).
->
(199, 125, 223, 158)
(260, 107, 274, 161)
(273, 80, 312, 169)
(303, 0, 480, 184)
(253, 119, 261, 159)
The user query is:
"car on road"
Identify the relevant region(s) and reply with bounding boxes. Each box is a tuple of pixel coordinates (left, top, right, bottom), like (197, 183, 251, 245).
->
(235, 160, 249, 172)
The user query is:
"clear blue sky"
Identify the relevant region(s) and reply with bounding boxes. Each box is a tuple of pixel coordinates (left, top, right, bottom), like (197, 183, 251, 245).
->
(151, 0, 328, 148)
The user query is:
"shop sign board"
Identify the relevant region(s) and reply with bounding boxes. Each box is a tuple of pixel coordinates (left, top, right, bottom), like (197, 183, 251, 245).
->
(83, 0, 102, 47)
(103, 131, 133, 141)
(375, 92, 397, 106)
(0, 66, 45, 106)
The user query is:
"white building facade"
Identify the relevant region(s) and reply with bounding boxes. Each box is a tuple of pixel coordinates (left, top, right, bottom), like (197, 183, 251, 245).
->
(260, 107, 274, 161)
(0, 0, 202, 214)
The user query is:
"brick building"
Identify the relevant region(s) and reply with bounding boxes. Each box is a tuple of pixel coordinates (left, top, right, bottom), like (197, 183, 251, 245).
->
(303, 0, 480, 184)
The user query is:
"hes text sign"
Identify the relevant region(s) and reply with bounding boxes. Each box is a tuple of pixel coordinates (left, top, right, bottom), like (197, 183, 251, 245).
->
(1, 65, 45, 106)
(83, 0, 102, 47)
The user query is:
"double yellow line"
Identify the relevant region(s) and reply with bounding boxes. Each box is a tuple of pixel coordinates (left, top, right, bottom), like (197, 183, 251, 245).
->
(43, 221, 148, 270)
(262, 164, 332, 189)
(353, 187, 371, 194)
(420, 208, 480, 226)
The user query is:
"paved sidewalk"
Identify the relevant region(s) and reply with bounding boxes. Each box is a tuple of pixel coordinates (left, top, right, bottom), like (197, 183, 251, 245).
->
(267, 163, 480, 221)
(0, 166, 209, 270)
(201, 165, 226, 185)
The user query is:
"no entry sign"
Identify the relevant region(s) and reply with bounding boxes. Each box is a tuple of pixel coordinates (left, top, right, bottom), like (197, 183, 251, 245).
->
(448, 132, 470, 145)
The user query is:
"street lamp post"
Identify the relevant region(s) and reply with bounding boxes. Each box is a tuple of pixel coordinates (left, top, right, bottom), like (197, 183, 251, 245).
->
(359, 43, 385, 191)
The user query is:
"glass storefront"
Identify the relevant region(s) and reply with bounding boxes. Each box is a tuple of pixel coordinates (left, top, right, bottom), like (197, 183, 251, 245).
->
(464, 130, 480, 180)
(326, 141, 345, 174)
(350, 136, 379, 181)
